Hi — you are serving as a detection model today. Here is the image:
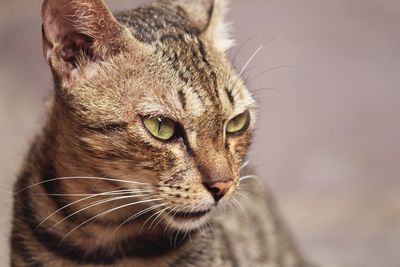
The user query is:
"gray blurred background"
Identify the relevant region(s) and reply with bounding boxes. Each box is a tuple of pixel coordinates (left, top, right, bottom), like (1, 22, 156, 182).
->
(1, 0, 399, 266)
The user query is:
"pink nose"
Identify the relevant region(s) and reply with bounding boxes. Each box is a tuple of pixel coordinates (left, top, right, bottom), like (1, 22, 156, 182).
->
(203, 180, 234, 202)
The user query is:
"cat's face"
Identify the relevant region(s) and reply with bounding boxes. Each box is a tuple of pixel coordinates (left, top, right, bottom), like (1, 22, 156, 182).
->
(42, 0, 255, 230)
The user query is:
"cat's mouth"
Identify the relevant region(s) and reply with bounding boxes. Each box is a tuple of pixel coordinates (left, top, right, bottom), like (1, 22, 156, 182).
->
(166, 208, 211, 223)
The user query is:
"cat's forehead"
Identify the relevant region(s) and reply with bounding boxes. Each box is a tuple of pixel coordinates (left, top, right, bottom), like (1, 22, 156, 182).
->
(113, 2, 255, 120)
(132, 44, 254, 122)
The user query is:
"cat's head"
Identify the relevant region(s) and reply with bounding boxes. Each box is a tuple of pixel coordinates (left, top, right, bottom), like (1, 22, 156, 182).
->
(41, 0, 256, 230)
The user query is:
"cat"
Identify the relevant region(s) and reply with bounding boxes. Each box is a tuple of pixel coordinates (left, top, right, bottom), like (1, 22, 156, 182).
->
(10, 0, 313, 266)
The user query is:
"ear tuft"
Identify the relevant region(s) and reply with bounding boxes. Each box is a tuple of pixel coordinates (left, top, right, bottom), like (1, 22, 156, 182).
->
(171, 0, 234, 53)
(207, 0, 235, 52)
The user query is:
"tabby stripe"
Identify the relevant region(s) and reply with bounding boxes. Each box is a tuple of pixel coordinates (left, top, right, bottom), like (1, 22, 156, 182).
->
(81, 122, 128, 134)
(11, 232, 44, 267)
(78, 136, 133, 162)
(225, 87, 235, 106)
(197, 39, 211, 67)
(209, 71, 220, 104)
(12, 171, 45, 267)
(178, 90, 187, 110)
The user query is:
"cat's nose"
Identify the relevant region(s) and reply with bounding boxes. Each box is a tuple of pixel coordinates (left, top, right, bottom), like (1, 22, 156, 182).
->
(203, 180, 234, 202)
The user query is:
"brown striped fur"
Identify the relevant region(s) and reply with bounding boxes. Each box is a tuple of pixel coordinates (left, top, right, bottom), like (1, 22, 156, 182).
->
(11, 0, 312, 266)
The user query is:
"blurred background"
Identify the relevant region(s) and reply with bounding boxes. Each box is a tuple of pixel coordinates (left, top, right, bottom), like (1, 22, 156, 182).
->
(1, 0, 399, 266)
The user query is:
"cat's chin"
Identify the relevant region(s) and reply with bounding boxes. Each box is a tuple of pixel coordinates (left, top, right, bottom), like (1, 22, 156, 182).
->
(164, 208, 212, 231)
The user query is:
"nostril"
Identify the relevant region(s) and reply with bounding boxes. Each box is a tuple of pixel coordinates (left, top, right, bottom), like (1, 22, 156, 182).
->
(203, 180, 233, 202)
(207, 185, 220, 195)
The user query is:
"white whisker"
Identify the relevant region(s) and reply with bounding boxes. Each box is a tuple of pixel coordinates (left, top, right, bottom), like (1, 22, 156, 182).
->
(36, 189, 151, 229)
(112, 203, 167, 236)
(236, 187, 267, 201)
(227, 201, 235, 213)
(142, 206, 169, 232)
(240, 160, 249, 170)
(16, 176, 149, 194)
(239, 174, 265, 188)
(50, 194, 151, 230)
(238, 35, 283, 77)
(235, 191, 250, 202)
(232, 198, 247, 218)
(238, 45, 264, 77)
(162, 206, 180, 234)
(249, 65, 301, 82)
(239, 174, 259, 182)
(59, 198, 162, 245)
(33, 189, 146, 197)
(206, 220, 214, 235)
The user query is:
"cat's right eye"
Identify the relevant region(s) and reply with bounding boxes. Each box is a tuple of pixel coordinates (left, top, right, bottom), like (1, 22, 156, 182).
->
(226, 111, 250, 135)
(142, 116, 176, 141)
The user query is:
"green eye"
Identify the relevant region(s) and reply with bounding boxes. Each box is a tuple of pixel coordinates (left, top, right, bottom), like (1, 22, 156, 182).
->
(142, 117, 176, 140)
(226, 112, 250, 134)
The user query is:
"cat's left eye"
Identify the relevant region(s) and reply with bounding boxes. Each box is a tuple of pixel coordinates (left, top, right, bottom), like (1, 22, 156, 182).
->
(142, 117, 176, 141)
(226, 111, 250, 135)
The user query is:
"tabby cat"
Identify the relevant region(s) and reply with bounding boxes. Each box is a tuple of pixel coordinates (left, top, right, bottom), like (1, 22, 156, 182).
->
(10, 0, 312, 266)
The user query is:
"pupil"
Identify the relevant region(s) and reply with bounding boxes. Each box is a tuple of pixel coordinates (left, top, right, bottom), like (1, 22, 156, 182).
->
(157, 120, 162, 133)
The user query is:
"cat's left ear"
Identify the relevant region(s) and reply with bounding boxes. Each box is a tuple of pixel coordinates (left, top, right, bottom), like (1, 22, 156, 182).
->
(41, 0, 132, 87)
(172, 0, 234, 52)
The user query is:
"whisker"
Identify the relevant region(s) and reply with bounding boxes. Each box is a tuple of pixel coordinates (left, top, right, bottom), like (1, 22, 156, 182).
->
(238, 45, 264, 77)
(198, 222, 207, 236)
(229, 35, 285, 98)
(161, 206, 180, 234)
(17, 176, 149, 194)
(173, 227, 181, 248)
(227, 201, 235, 213)
(36, 189, 151, 229)
(59, 198, 162, 245)
(251, 87, 282, 94)
(239, 174, 259, 182)
(231, 198, 248, 218)
(236, 187, 268, 202)
(188, 225, 193, 242)
(239, 174, 265, 188)
(50, 194, 152, 230)
(235, 191, 250, 202)
(112, 203, 168, 236)
(171, 206, 184, 220)
(239, 160, 249, 170)
(142, 206, 169, 232)
(247, 65, 302, 82)
(226, 35, 257, 89)
(32, 189, 144, 197)
(205, 220, 214, 235)
(238, 35, 284, 77)
(230, 34, 256, 69)
(169, 206, 185, 248)
(238, 65, 262, 80)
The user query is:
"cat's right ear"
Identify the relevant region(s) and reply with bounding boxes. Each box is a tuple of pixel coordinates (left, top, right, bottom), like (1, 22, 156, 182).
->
(170, 0, 234, 53)
(41, 0, 131, 87)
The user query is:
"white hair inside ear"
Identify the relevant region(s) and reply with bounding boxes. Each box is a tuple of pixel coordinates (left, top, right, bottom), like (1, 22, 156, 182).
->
(170, 0, 235, 52)
(207, 0, 235, 53)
